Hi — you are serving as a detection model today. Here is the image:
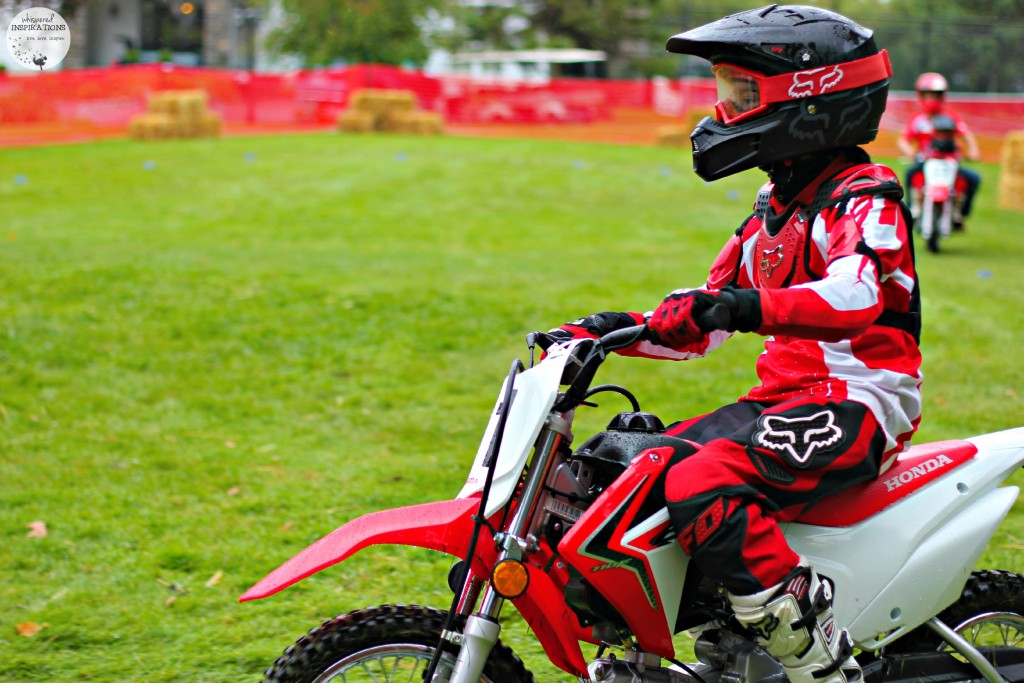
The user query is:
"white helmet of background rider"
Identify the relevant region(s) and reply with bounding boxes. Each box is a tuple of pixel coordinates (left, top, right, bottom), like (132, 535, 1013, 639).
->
(667, 4, 893, 181)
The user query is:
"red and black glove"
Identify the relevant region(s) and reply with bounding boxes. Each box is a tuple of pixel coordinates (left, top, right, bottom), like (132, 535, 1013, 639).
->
(540, 311, 644, 348)
(648, 287, 762, 348)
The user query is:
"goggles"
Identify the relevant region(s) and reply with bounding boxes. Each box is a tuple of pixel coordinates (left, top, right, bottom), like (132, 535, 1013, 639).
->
(711, 50, 892, 125)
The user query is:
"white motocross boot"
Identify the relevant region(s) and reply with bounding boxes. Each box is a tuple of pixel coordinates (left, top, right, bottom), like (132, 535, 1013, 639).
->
(728, 564, 861, 683)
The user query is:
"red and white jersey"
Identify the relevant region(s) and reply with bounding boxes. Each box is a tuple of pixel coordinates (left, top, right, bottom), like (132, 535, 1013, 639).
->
(901, 110, 971, 153)
(625, 158, 922, 469)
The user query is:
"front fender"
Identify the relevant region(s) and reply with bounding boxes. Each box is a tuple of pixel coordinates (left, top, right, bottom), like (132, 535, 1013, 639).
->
(239, 497, 590, 677)
(240, 498, 481, 602)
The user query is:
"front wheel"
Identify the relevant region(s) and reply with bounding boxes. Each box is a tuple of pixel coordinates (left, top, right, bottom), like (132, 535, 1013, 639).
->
(260, 604, 536, 683)
(927, 204, 943, 253)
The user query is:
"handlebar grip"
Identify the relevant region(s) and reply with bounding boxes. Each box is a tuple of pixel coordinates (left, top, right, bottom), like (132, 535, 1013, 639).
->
(599, 325, 648, 352)
(696, 303, 731, 332)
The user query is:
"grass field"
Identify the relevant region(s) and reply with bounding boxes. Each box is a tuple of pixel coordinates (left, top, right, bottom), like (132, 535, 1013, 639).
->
(1, 131, 1022, 682)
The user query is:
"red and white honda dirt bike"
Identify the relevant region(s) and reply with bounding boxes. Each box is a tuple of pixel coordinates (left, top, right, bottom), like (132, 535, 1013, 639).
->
(911, 150, 967, 254)
(241, 321, 1024, 683)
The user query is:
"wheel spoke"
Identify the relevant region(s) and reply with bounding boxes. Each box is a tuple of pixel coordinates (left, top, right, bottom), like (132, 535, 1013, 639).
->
(397, 656, 421, 683)
(314, 645, 487, 683)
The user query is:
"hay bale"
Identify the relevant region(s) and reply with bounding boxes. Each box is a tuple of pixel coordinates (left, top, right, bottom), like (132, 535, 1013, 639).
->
(345, 89, 419, 131)
(657, 108, 713, 147)
(129, 113, 175, 140)
(147, 92, 177, 116)
(684, 107, 715, 131)
(999, 175, 1024, 212)
(170, 118, 195, 138)
(396, 111, 444, 135)
(338, 110, 377, 133)
(999, 132, 1024, 211)
(349, 89, 416, 116)
(132, 90, 220, 140)
(337, 89, 443, 135)
(1000, 132, 1024, 176)
(386, 111, 444, 135)
(198, 112, 221, 138)
(176, 90, 208, 122)
(657, 125, 690, 147)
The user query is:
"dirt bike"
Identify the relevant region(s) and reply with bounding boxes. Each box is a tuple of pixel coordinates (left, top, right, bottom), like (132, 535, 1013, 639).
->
(241, 320, 1024, 683)
(908, 127, 969, 255)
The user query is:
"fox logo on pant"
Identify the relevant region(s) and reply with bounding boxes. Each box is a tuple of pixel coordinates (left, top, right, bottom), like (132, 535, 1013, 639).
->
(755, 410, 844, 466)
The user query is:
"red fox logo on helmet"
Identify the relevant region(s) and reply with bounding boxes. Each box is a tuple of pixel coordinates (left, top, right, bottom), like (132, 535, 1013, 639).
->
(788, 66, 845, 99)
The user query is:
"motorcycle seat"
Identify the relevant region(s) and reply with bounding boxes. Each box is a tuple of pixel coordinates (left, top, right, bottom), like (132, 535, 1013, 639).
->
(795, 439, 978, 527)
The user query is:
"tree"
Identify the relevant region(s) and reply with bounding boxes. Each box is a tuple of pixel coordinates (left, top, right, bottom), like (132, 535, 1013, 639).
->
(265, 0, 1024, 90)
(655, 0, 1024, 92)
(525, 0, 669, 76)
(425, 1, 531, 53)
(268, 0, 439, 67)
(421, 0, 674, 77)
(873, 0, 1024, 92)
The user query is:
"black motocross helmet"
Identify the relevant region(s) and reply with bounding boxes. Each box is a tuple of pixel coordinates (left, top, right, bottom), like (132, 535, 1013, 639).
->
(667, 4, 893, 181)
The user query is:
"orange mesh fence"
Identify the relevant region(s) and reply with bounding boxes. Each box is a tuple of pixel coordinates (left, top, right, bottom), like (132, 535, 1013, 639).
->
(1, 63, 1022, 153)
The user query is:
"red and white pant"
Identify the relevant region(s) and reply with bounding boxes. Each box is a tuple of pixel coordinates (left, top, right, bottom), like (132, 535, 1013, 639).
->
(662, 396, 886, 595)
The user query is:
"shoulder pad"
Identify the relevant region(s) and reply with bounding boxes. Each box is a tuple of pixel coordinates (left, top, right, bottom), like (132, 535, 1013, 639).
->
(707, 231, 745, 290)
(828, 163, 903, 202)
(806, 163, 904, 219)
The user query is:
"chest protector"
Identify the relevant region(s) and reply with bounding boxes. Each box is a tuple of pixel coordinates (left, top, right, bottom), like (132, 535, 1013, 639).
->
(735, 164, 921, 340)
(752, 205, 813, 289)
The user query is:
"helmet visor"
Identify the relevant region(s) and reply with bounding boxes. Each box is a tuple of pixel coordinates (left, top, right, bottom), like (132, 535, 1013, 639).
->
(709, 51, 893, 126)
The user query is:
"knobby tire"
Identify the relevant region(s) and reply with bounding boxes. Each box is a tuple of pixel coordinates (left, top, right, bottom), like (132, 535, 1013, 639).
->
(260, 604, 536, 683)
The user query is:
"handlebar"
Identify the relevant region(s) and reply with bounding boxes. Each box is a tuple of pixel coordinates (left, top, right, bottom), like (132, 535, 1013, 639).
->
(549, 302, 731, 413)
(597, 303, 731, 352)
(599, 325, 648, 351)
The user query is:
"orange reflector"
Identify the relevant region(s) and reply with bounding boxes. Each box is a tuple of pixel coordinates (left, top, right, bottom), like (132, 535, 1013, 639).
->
(490, 559, 530, 599)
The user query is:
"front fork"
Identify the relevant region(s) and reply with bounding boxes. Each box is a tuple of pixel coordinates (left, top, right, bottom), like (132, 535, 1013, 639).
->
(439, 413, 572, 683)
(444, 586, 508, 683)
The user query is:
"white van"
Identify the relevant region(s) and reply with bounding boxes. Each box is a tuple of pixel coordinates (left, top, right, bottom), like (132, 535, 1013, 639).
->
(427, 48, 607, 83)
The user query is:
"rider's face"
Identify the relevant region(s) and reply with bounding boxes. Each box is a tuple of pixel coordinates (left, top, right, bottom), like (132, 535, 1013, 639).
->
(712, 64, 764, 123)
(726, 76, 760, 113)
(919, 91, 944, 113)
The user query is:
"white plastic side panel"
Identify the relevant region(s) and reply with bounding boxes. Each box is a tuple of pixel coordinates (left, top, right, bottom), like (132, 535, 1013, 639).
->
(622, 508, 689, 632)
(457, 346, 574, 518)
(785, 429, 1024, 647)
(849, 487, 1015, 645)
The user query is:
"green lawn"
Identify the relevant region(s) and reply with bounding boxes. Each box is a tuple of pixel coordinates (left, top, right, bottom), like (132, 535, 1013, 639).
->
(1, 132, 1022, 682)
